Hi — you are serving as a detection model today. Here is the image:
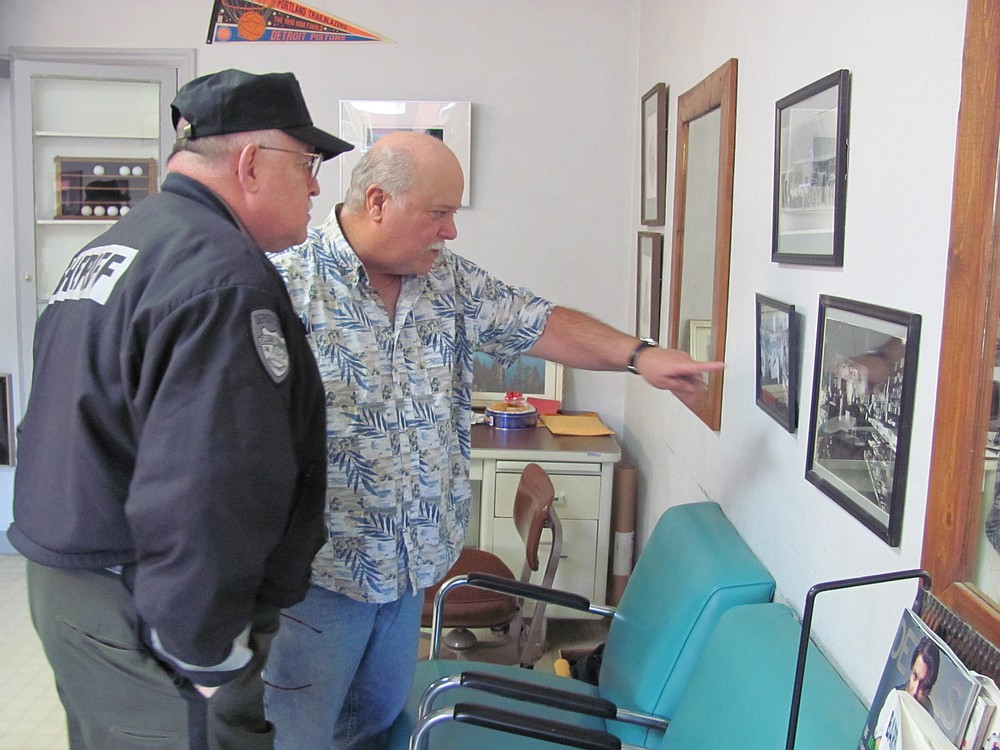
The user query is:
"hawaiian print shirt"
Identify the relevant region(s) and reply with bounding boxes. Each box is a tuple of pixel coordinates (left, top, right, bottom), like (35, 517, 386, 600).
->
(271, 208, 554, 603)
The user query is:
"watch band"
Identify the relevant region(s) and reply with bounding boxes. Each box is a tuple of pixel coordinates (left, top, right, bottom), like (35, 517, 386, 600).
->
(627, 338, 657, 374)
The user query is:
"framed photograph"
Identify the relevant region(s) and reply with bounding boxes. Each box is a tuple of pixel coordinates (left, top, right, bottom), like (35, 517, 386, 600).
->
(471, 354, 563, 409)
(688, 319, 712, 362)
(635, 231, 664, 340)
(805, 295, 921, 547)
(339, 100, 472, 205)
(771, 70, 851, 266)
(640, 82, 668, 226)
(755, 294, 799, 432)
(0, 373, 14, 467)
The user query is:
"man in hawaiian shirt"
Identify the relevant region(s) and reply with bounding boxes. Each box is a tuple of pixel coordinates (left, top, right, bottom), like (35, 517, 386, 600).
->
(263, 131, 722, 749)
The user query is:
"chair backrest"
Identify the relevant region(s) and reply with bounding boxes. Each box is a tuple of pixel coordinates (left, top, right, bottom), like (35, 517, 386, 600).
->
(599, 502, 775, 747)
(512, 463, 561, 666)
(659, 603, 866, 750)
(511, 463, 557, 573)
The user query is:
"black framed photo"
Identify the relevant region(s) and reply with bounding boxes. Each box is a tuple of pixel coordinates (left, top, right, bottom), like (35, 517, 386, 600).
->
(640, 82, 668, 226)
(772, 70, 851, 266)
(805, 296, 921, 547)
(635, 231, 664, 340)
(0, 373, 14, 467)
(755, 294, 799, 432)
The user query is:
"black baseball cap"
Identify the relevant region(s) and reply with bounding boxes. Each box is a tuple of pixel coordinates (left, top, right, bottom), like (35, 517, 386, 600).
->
(171, 69, 353, 160)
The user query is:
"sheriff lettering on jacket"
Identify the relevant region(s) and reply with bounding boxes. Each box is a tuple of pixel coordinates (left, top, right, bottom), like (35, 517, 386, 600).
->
(50, 244, 138, 305)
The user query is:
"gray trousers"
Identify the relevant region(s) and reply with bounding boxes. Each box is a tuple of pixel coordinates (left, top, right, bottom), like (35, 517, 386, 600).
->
(26, 560, 279, 750)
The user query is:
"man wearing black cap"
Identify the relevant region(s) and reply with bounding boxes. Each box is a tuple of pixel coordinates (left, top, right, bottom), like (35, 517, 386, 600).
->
(7, 69, 350, 749)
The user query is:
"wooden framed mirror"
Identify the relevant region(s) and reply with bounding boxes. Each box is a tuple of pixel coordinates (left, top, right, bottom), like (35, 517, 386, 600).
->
(921, 0, 1000, 646)
(668, 58, 738, 431)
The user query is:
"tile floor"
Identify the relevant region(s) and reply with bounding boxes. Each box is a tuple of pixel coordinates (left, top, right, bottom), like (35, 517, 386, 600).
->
(0, 554, 68, 750)
(0, 554, 608, 749)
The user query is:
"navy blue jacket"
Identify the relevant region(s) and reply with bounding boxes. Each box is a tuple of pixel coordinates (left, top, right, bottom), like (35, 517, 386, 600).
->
(8, 173, 326, 682)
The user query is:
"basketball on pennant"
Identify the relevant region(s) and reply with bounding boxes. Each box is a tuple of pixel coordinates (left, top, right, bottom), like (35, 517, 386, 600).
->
(237, 11, 267, 41)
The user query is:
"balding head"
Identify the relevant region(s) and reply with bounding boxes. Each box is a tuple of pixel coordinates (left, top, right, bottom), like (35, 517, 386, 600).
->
(335, 131, 463, 280)
(343, 132, 463, 212)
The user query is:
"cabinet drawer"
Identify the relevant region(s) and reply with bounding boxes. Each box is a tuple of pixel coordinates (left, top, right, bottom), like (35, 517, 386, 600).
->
(495, 471, 600, 520)
(492, 518, 598, 614)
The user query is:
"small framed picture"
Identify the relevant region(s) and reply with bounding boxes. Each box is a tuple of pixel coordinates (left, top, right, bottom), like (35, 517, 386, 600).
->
(0, 373, 14, 467)
(471, 354, 563, 409)
(772, 70, 851, 266)
(635, 231, 664, 340)
(688, 319, 712, 362)
(755, 294, 799, 432)
(640, 82, 668, 226)
(805, 295, 921, 547)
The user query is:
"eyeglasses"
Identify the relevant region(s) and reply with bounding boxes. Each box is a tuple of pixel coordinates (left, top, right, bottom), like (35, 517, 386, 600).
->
(257, 144, 323, 180)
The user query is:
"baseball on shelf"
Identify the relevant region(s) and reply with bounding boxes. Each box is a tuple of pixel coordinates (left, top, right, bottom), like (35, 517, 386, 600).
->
(131, 166, 144, 176)
(119, 166, 131, 176)
(107, 206, 119, 217)
(93, 206, 106, 217)
(92, 166, 105, 176)
(80, 205, 93, 216)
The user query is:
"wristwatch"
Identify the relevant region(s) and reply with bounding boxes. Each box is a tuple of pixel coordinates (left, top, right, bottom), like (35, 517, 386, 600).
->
(627, 338, 657, 374)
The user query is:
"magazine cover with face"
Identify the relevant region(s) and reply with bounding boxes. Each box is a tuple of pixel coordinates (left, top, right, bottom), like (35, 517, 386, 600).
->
(858, 608, 980, 749)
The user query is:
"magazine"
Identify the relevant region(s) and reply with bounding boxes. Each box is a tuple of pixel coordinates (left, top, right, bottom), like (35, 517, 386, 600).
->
(858, 608, 981, 749)
(972, 674, 1000, 750)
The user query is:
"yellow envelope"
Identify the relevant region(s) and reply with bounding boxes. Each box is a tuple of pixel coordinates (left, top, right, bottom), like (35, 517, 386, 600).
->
(540, 413, 614, 436)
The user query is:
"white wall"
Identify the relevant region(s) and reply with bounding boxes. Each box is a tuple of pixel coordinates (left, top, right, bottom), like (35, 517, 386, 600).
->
(627, 0, 965, 702)
(0, 0, 638, 544)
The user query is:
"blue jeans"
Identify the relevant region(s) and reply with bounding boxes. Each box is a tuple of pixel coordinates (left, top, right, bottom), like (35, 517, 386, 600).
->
(263, 583, 423, 750)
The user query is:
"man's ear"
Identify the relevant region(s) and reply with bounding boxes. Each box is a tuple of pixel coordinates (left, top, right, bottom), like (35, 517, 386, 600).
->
(367, 186, 387, 221)
(236, 143, 262, 194)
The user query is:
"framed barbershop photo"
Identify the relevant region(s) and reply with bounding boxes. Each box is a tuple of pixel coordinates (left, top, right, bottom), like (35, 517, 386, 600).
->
(640, 82, 668, 226)
(755, 294, 799, 432)
(805, 295, 921, 547)
(471, 353, 563, 409)
(0, 373, 14, 467)
(772, 69, 851, 266)
(340, 100, 472, 205)
(635, 231, 664, 340)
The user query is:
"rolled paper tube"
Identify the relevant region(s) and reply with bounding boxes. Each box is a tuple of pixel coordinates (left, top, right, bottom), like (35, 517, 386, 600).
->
(608, 464, 638, 605)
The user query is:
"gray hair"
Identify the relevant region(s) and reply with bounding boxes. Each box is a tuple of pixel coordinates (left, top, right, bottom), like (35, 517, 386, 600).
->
(168, 120, 282, 163)
(343, 139, 418, 211)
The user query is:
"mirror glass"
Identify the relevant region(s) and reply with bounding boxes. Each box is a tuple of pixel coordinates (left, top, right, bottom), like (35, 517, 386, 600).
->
(973, 327, 1000, 608)
(668, 59, 738, 430)
(678, 108, 721, 365)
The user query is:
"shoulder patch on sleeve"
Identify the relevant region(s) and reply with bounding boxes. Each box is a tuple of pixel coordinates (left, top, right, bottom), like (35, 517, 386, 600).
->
(251, 309, 290, 383)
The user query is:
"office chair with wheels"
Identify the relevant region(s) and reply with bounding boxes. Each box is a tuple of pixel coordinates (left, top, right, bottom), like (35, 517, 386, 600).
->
(422, 462, 561, 667)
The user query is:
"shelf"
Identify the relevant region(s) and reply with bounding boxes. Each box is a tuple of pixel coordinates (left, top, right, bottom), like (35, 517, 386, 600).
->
(34, 131, 160, 140)
(36, 219, 115, 226)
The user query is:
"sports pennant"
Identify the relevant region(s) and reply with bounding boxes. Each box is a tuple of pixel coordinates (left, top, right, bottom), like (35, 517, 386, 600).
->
(207, 0, 389, 44)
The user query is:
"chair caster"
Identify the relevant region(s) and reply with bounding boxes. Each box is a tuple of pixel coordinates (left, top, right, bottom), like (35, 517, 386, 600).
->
(443, 627, 479, 652)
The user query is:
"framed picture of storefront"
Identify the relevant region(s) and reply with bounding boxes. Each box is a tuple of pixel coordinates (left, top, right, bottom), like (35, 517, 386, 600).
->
(755, 294, 799, 432)
(772, 70, 851, 266)
(805, 295, 921, 547)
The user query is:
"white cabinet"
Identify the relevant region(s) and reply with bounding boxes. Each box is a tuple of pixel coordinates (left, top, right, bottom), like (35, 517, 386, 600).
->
(470, 426, 620, 617)
(10, 49, 193, 402)
(493, 465, 600, 604)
